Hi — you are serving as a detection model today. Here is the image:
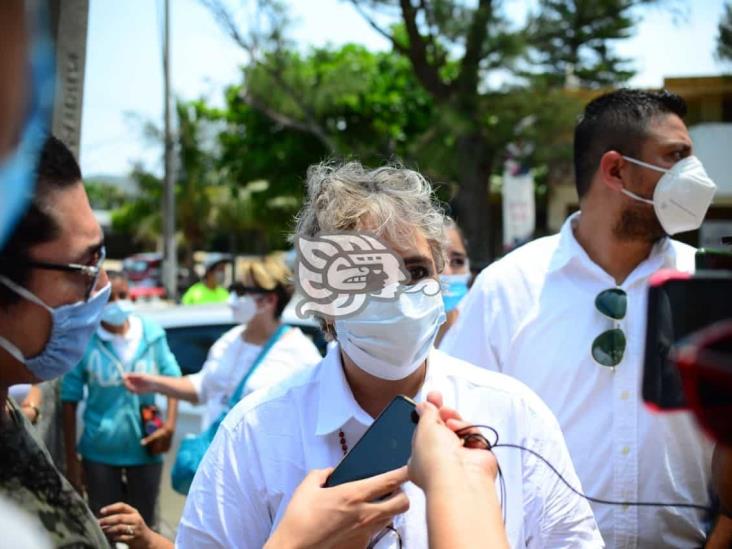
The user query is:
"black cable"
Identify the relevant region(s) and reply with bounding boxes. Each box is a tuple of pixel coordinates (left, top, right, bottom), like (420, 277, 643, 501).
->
(455, 424, 713, 514)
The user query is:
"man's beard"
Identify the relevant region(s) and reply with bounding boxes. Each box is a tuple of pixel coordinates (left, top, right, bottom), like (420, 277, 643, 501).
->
(613, 204, 666, 243)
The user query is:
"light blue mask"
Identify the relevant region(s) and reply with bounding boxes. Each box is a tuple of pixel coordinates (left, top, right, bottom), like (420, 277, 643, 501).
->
(440, 273, 471, 312)
(0, 276, 111, 380)
(0, 3, 55, 249)
(101, 299, 135, 327)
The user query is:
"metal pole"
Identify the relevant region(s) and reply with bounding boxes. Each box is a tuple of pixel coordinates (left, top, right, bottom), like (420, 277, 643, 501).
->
(162, 0, 177, 300)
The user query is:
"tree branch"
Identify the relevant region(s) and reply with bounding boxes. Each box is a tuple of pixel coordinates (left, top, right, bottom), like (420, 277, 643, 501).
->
(456, 0, 493, 100)
(240, 91, 338, 153)
(201, 0, 337, 153)
(347, 0, 409, 55)
(397, 0, 453, 101)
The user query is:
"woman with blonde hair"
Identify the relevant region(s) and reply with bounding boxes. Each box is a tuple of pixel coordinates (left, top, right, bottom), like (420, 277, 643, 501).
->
(124, 254, 322, 429)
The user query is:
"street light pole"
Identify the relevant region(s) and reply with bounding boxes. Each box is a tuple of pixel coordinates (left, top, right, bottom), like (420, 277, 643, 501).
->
(162, 0, 177, 300)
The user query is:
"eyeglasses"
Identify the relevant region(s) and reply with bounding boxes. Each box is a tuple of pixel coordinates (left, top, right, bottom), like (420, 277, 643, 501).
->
(592, 287, 627, 368)
(4, 246, 106, 301)
(231, 284, 271, 297)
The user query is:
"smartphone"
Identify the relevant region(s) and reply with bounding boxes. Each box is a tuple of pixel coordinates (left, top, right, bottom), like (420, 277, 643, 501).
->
(140, 404, 163, 436)
(643, 270, 732, 410)
(325, 395, 418, 488)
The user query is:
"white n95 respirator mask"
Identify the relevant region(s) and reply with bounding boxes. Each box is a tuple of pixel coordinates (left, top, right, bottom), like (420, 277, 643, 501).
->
(335, 283, 446, 381)
(621, 155, 716, 235)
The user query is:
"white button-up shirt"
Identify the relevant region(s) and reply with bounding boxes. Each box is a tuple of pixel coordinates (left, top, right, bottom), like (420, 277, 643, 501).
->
(441, 213, 715, 549)
(188, 326, 322, 428)
(177, 345, 602, 548)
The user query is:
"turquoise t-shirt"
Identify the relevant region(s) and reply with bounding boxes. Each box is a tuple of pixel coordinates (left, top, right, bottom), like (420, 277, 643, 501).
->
(60, 315, 182, 466)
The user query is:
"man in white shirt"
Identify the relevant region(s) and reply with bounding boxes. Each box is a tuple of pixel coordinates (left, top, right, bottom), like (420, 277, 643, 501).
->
(441, 88, 731, 548)
(177, 162, 602, 548)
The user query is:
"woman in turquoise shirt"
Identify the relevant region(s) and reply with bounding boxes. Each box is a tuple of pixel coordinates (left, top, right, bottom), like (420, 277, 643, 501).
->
(61, 272, 181, 527)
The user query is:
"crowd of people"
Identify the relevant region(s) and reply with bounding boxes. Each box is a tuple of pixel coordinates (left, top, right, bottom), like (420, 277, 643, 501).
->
(2, 2, 732, 548)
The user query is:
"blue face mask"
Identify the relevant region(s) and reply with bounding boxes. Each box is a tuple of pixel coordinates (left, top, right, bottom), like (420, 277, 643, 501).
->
(101, 299, 135, 327)
(0, 276, 111, 380)
(440, 273, 471, 313)
(0, 3, 55, 249)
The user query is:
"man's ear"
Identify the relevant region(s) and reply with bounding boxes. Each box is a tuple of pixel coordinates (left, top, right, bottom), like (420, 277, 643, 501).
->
(598, 150, 627, 193)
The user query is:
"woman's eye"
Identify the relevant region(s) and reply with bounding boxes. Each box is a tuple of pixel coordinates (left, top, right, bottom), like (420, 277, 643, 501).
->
(408, 266, 429, 283)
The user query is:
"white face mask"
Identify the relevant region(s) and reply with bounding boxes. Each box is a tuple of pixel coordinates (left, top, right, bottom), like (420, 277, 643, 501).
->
(228, 293, 258, 324)
(621, 155, 716, 235)
(334, 283, 446, 381)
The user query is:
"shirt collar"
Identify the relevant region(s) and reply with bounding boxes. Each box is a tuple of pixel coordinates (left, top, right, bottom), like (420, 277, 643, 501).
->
(315, 344, 372, 436)
(548, 211, 674, 286)
(315, 345, 439, 436)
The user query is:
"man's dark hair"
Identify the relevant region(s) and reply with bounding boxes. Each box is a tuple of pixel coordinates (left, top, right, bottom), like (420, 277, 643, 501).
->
(0, 136, 82, 306)
(574, 88, 687, 199)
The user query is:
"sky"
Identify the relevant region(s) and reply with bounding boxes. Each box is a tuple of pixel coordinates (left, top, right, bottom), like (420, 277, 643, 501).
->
(79, 0, 730, 178)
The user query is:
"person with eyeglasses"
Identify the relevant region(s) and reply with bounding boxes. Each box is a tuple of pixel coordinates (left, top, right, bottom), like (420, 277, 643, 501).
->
(124, 255, 322, 431)
(435, 217, 471, 347)
(0, 136, 111, 547)
(441, 88, 732, 547)
(59, 270, 181, 530)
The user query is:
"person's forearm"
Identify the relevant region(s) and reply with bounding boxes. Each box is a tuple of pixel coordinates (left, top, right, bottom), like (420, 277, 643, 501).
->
(424, 465, 509, 549)
(146, 375, 199, 403)
(706, 514, 732, 548)
(62, 402, 78, 467)
(164, 397, 178, 430)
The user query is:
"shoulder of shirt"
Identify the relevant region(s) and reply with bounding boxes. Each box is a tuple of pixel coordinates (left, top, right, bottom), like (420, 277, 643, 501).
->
(432, 349, 560, 425)
(474, 233, 561, 287)
(667, 239, 697, 271)
(275, 327, 321, 356)
(220, 357, 324, 431)
(137, 315, 165, 341)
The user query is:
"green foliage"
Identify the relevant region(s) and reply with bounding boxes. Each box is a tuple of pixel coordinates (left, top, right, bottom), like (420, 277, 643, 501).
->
(719, 2, 732, 64)
(85, 180, 129, 210)
(525, 0, 660, 88)
(119, 0, 674, 261)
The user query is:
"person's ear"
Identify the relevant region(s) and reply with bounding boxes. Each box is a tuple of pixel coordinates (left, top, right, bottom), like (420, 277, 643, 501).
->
(598, 150, 627, 193)
(260, 293, 277, 313)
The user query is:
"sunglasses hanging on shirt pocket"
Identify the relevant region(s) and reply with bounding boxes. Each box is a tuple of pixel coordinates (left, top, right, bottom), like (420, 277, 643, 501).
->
(591, 288, 627, 368)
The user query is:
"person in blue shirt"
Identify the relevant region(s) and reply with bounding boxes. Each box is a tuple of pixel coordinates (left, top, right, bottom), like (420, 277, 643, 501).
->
(61, 271, 181, 527)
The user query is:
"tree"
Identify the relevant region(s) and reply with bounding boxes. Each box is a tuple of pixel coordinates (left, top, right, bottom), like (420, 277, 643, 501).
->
(718, 1, 732, 64)
(85, 180, 129, 210)
(526, 0, 662, 88)
(205, 0, 668, 261)
(112, 101, 222, 267)
(203, 43, 436, 249)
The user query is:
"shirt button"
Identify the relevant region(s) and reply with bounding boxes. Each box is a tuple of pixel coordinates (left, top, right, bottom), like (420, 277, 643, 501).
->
(620, 390, 630, 400)
(622, 446, 630, 455)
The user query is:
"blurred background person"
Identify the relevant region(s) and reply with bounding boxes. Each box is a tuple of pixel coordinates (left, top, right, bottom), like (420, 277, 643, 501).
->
(435, 217, 471, 347)
(0, 135, 110, 546)
(125, 254, 321, 429)
(181, 256, 229, 305)
(61, 270, 181, 527)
